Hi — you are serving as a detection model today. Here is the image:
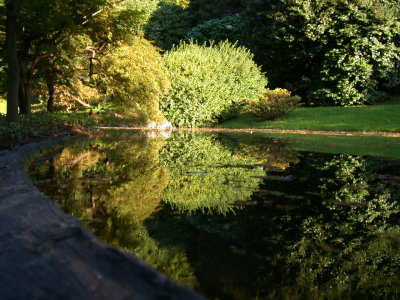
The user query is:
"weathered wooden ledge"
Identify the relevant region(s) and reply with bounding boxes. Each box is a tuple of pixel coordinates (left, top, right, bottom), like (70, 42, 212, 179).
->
(0, 139, 204, 300)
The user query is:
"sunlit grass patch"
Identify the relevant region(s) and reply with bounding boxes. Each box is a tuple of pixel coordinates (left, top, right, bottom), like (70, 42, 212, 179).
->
(220, 98, 400, 132)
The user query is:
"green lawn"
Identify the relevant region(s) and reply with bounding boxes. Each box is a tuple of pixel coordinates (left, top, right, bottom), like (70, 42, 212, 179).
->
(220, 98, 400, 132)
(0, 99, 6, 115)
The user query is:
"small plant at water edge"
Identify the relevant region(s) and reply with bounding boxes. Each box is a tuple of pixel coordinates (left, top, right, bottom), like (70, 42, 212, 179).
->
(240, 88, 301, 120)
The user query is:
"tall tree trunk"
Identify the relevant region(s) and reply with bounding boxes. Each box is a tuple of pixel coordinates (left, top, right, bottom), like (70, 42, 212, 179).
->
(19, 70, 33, 114)
(47, 79, 55, 112)
(5, 0, 22, 122)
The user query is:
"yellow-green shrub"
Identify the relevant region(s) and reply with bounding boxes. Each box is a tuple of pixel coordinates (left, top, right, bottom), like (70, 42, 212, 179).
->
(241, 88, 301, 120)
(101, 37, 170, 124)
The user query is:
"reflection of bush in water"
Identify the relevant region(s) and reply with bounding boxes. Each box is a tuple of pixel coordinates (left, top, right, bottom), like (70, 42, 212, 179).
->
(132, 220, 199, 289)
(217, 133, 300, 170)
(160, 132, 266, 213)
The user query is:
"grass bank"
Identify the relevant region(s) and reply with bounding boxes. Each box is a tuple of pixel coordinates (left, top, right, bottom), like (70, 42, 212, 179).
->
(2, 98, 400, 150)
(220, 98, 400, 132)
(0, 112, 97, 148)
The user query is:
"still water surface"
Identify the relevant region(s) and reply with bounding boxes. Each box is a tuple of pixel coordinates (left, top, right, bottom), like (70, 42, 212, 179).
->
(28, 131, 400, 299)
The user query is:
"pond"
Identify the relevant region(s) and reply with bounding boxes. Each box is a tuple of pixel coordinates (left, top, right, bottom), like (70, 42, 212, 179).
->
(28, 130, 400, 300)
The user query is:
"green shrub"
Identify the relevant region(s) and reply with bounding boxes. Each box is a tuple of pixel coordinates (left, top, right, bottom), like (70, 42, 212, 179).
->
(144, 2, 191, 50)
(160, 40, 267, 127)
(241, 88, 301, 120)
(186, 14, 245, 44)
(100, 37, 170, 124)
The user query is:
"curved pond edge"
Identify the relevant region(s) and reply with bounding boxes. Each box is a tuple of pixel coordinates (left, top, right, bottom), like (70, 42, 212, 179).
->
(97, 126, 400, 138)
(0, 138, 204, 300)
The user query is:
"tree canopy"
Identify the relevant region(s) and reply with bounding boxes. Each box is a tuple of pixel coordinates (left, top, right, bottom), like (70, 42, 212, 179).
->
(243, 0, 400, 105)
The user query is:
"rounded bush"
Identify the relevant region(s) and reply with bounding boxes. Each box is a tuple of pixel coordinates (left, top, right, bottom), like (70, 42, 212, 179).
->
(160, 41, 267, 127)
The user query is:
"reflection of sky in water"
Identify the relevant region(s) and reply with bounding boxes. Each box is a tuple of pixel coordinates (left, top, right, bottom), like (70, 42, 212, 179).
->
(29, 131, 400, 300)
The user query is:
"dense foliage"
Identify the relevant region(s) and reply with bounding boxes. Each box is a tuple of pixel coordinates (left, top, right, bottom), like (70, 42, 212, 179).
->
(160, 41, 267, 127)
(240, 88, 301, 120)
(144, 2, 191, 50)
(244, 0, 400, 106)
(187, 0, 244, 26)
(186, 14, 245, 45)
(1, 0, 170, 124)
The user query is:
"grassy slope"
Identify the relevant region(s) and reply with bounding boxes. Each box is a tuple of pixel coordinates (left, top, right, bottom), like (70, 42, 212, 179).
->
(220, 98, 400, 132)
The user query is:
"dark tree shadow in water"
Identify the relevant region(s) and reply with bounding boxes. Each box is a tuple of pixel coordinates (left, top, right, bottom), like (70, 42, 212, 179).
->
(144, 153, 400, 300)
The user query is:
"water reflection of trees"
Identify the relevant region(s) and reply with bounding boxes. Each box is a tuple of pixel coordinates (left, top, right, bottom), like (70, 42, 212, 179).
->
(30, 134, 400, 299)
(146, 153, 400, 299)
(31, 133, 169, 247)
(278, 153, 400, 299)
(30, 131, 283, 288)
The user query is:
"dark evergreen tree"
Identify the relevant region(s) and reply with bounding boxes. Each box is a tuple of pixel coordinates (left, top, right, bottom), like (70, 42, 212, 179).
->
(244, 0, 400, 106)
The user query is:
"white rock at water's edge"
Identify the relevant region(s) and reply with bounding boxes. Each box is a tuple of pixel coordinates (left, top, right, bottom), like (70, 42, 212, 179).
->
(147, 121, 173, 130)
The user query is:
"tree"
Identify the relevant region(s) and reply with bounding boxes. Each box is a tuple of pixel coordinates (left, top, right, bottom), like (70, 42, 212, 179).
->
(144, 2, 191, 50)
(33, 1, 150, 113)
(11, 0, 110, 115)
(5, 0, 21, 122)
(100, 36, 170, 123)
(188, 0, 244, 26)
(244, 0, 400, 106)
(185, 14, 246, 45)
